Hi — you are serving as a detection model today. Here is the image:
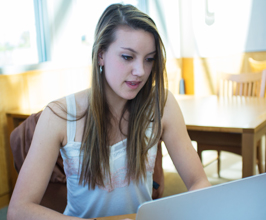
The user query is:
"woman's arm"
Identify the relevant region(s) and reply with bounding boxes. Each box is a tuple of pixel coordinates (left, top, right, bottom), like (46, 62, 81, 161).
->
(7, 104, 85, 220)
(161, 91, 211, 191)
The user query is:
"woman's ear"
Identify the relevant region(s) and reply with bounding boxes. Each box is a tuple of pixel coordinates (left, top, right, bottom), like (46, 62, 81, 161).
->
(98, 50, 104, 66)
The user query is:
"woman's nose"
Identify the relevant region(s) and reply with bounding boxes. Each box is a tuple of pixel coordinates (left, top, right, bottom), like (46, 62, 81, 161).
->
(132, 61, 145, 77)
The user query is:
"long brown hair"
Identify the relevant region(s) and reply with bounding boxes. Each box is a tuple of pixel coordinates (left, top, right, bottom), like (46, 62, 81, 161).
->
(79, 3, 168, 189)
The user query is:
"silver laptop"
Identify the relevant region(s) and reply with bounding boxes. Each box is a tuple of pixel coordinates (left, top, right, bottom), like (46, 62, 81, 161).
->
(136, 173, 266, 220)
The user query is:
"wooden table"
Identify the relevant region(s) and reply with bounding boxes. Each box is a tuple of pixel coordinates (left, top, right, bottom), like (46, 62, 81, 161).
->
(176, 95, 266, 177)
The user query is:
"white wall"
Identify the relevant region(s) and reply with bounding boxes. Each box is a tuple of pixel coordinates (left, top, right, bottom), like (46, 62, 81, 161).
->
(192, 0, 266, 57)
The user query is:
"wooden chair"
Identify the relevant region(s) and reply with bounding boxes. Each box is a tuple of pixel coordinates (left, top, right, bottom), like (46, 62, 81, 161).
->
(198, 71, 266, 177)
(217, 71, 265, 97)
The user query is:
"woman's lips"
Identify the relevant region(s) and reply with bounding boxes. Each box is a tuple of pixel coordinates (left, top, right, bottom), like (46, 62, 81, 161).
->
(125, 81, 141, 89)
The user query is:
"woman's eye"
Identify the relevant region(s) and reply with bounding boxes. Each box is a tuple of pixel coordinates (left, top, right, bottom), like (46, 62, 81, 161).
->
(146, 57, 155, 62)
(122, 55, 133, 61)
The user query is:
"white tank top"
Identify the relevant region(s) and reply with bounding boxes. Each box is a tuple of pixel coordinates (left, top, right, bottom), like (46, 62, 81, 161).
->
(60, 94, 158, 218)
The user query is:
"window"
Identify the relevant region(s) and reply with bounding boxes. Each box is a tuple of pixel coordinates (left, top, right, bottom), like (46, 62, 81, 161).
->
(0, 0, 38, 66)
(0, 0, 146, 67)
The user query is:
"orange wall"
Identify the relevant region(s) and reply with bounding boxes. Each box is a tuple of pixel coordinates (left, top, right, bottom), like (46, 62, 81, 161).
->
(181, 58, 194, 95)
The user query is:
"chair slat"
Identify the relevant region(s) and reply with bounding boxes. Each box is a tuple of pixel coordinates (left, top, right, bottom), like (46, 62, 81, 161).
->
(247, 82, 252, 96)
(218, 71, 263, 98)
(239, 83, 243, 96)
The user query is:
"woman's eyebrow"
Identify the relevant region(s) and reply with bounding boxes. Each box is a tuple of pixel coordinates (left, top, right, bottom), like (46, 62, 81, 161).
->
(121, 47, 156, 55)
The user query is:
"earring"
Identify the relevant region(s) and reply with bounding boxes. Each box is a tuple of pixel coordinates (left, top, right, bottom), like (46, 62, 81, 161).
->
(99, 65, 103, 74)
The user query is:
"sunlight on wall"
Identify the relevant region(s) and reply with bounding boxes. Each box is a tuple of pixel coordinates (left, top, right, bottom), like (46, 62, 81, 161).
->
(192, 0, 252, 57)
(4, 74, 30, 110)
(148, 0, 181, 59)
(25, 66, 92, 110)
(191, 0, 255, 96)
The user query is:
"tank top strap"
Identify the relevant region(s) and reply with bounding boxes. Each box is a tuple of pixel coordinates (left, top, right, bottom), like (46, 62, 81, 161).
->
(66, 94, 77, 143)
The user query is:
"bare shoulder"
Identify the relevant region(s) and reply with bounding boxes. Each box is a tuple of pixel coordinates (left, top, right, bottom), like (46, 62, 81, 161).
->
(74, 88, 90, 116)
(40, 89, 90, 145)
(161, 89, 188, 144)
(37, 99, 68, 146)
(164, 89, 177, 107)
(46, 89, 90, 117)
(162, 90, 180, 125)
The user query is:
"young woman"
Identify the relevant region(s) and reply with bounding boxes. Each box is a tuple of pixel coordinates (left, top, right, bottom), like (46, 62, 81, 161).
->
(7, 3, 211, 220)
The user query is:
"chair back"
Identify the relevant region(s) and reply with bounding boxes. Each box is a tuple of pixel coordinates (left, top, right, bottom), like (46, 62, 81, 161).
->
(217, 72, 264, 97)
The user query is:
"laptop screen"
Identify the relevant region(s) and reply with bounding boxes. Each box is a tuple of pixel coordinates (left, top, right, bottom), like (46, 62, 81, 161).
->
(136, 173, 266, 220)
